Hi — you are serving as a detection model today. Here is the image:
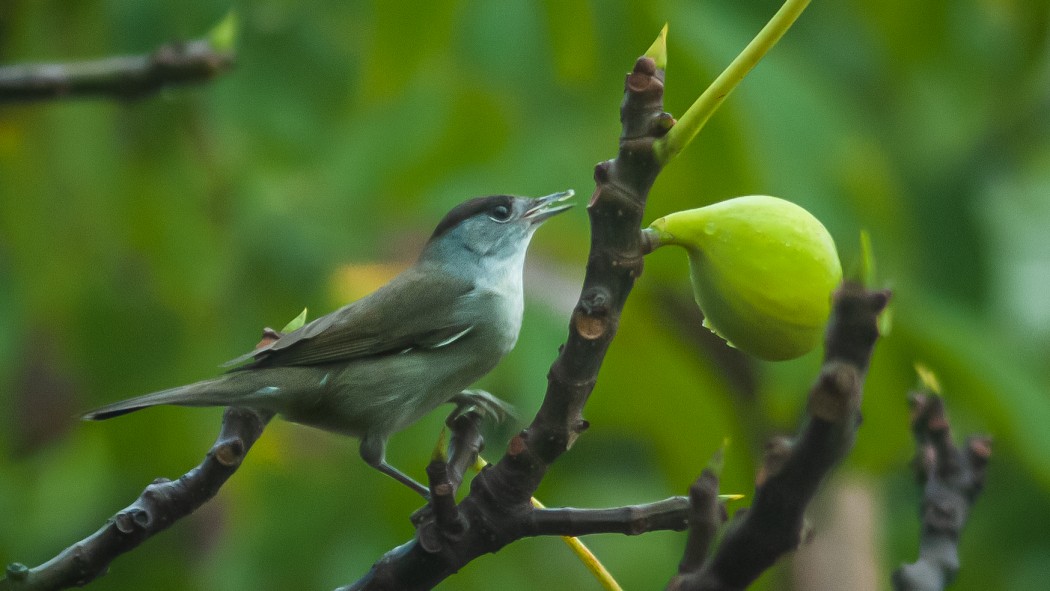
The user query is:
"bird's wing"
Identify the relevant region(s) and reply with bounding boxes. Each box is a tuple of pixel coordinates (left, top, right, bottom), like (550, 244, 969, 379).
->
(222, 268, 476, 368)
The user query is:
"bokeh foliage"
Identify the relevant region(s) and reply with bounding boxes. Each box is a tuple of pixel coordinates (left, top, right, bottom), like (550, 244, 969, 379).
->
(2, 1, 1049, 589)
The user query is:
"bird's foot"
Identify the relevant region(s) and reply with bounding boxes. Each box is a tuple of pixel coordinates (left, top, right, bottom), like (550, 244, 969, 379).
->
(447, 389, 516, 426)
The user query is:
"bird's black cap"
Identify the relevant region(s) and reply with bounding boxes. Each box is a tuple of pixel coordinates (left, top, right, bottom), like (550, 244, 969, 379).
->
(429, 195, 514, 241)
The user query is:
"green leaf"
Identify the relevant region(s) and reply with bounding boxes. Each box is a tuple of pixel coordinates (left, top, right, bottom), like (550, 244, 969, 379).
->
(431, 428, 448, 463)
(281, 308, 308, 333)
(859, 229, 876, 287)
(706, 438, 729, 475)
(208, 10, 238, 53)
(914, 362, 942, 394)
(644, 24, 668, 70)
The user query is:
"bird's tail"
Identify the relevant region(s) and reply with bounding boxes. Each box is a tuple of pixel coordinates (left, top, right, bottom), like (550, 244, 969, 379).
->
(82, 377, 241, 421)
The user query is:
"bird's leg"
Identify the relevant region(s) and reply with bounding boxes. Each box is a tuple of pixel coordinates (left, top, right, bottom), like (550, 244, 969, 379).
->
(446, 389, 516, 426)
(375, 462, 430, 499)
(359, 435, 430, 498)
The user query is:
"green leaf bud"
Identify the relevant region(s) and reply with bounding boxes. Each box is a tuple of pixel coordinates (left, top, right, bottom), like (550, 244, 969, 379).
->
(281, 308, 308, 334)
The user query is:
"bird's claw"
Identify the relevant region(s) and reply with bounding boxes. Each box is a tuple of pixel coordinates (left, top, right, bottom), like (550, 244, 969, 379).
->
(447, 389, 516, 426)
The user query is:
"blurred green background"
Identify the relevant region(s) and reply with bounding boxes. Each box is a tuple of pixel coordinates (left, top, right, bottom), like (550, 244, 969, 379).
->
(2, 0, 1049, 589)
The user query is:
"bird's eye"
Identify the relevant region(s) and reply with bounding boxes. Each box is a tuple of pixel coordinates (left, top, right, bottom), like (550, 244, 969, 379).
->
(488, 204, 512, 222)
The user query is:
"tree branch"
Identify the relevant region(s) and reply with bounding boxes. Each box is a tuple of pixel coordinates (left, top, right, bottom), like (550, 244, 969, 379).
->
(1, 407, 272, 591)
(678, 469, 725, 575)
(527, 498, 690, 537)
(444, 410, 486, 491)
(892, 393, 991, 591)
(668, 283, 890, 591)
(340, 52, 671, 591)
(0, 38, 234, 104)
(412, 411, 485, 551)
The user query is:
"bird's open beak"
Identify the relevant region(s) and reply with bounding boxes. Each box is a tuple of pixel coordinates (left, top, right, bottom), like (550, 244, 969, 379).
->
(524, 190, 574, 224)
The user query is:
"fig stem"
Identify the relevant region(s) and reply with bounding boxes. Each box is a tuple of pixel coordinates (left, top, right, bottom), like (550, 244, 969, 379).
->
(640, 227, 673, 255)
(654, 0, 811, 164)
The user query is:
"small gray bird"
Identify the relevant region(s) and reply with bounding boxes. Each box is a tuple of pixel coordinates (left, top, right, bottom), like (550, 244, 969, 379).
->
(83, 191, 574, 496)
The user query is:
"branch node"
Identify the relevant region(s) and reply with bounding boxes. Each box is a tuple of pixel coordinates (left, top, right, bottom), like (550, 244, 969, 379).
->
(573, 309, 608, 341)
(966, 436, 992, 481)
(6, 562, 29, 581)
(808, 361, 861, 422)
(113, 509, 146, 534)
(214, 437, 246, 467)
(572, 285, 618, 340)
(924, 497, 961, 534)
(424, 461, 467, 542)
(258, 327, 282, 348)
(579, 286, 611, 315)
(141, 483, 163, 503)
(625, 57, 660, 98)
(611, 252, 646, 278)
(594, 161, 612, 183)
(656, 112, 677, 132)
(132, 507, 151, 528)
(507, 435, 528, 457)
(756, 436, 793, 485)
(634, 56, 657, 76)
(416, 523, 443, 554)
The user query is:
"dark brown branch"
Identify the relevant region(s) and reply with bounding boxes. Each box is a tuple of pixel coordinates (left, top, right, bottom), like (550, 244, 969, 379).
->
(342, 495, 691, 591)
(412, 411, 485, 550)
(527, 497, 690, 537)
(340, 54, 671, 591)
(1, 407, 272, 591)
(892, 393, 991, 591)
(678, 470, 725, 574)
(669, 283, 890, 591)
(0, 38, 233, 104)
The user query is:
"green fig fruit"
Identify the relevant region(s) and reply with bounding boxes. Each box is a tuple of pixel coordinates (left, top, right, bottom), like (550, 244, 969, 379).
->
(647, 195, 841, 361)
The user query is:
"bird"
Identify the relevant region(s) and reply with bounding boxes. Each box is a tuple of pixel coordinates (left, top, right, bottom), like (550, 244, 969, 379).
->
(83, 191, 574, 496)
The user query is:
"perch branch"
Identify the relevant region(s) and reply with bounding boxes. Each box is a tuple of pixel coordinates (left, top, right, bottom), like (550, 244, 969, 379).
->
(668, 283, 890, 591)
(892, 393, 991, 591)
(412, 411, 485, 550)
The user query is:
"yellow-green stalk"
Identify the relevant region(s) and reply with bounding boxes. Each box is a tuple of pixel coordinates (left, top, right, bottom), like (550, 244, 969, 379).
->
(654, 0, 811, 164)
(472, 457, 623, 591)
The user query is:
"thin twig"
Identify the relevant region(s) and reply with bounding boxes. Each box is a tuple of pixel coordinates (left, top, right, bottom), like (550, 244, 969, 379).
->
(892, 393, 991, 591)
(677, 470, 724, 574)
(527, 498, 690, 537)
(669, 283, 890, 591)
(0, 38, 233, 103)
